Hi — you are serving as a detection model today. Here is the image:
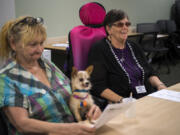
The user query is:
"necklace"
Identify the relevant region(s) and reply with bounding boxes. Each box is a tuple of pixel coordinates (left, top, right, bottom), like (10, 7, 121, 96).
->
(106, 39, 145, 85)
(113, 47, 125, 62)
(120, 57, 125, 62)
(109, 39, 125, 62)
(119, 49, 125, 62)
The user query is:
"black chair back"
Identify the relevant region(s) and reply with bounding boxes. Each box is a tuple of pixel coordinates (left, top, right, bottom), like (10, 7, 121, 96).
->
(137, 23, 160, 34)
(137, 23, 159, 49)
(156, 20, 177, 34)
(136, 23, 170, 73)
(0, 110, 8, 135)
(166, 20, 177, 33)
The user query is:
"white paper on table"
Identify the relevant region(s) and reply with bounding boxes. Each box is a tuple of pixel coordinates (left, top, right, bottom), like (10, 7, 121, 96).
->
(148, 89, 180, 102)
(52, 43, 69, 47)
(93, 101, 133, 129)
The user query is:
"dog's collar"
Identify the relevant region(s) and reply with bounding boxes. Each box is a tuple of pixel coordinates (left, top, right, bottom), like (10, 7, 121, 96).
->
(73, 94, 88, 100)
(74, 89, 88, 93)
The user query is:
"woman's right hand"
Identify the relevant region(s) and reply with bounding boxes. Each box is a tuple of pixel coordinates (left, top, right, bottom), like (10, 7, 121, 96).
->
(68, 123, 96, 135)
(4, 106, 95, 135)
(49, 122, 96, 135)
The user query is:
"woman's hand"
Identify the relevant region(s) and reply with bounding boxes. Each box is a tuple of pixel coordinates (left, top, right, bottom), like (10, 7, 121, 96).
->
(86, 104, 102, 120)
(157, 83, 167, 90)
(49, 123, 96, 135)
(149, 76, 167, 90)
(69, 123, 96, 135)
(4, 107, 96, 135)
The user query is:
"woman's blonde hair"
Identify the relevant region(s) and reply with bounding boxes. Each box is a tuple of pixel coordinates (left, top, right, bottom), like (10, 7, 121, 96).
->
(0, 16, 47, 60)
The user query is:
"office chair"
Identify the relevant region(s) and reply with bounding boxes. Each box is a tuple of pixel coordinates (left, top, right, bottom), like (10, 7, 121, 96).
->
(65, 2, 107, 110)
(156, 20, 178, 61)
(65, 2, 106, 78)
(156, 20, 177, 34)
(157, 20, 180, 60)
(137, 23, 170, 73)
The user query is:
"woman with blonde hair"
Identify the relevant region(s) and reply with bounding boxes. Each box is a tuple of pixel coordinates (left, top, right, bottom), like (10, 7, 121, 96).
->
(0, 16, 101, 135)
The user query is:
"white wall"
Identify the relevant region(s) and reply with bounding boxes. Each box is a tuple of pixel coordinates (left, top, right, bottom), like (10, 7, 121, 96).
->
(0, 0, 15, 29)
(0, 0, 16, 67)
(15, 0, 175, 37)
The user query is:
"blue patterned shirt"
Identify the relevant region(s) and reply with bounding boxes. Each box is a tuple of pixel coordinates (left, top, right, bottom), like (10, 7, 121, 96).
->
(0, 58, 74, 135)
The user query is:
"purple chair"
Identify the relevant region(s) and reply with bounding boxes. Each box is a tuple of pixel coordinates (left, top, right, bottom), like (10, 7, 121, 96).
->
(66, 2, 106, 77)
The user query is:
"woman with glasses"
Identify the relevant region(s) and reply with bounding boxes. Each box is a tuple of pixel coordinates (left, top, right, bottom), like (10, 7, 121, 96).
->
(88, 9, 167, 109)
(0, 16, 101, 135)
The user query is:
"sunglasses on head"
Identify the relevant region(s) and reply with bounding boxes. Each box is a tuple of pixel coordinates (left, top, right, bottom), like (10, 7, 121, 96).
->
(14, 17, 44, 27)
(112, 22, 131, 27)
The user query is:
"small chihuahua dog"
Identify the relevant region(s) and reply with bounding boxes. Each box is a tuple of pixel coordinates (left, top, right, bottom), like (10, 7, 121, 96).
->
(69, 65, 94, 123)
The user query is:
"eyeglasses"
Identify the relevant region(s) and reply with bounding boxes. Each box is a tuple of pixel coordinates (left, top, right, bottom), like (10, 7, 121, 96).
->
(13, 17, 44, 27)
(112, 22, 131, 27)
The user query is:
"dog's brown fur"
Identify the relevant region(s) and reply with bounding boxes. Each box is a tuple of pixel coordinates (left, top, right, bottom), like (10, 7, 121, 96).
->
(69, 65, 94, 122)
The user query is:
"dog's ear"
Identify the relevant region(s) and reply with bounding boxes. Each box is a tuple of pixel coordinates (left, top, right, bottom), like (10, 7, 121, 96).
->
(71, 66, 78, 78)
(86, 65, 94, 75)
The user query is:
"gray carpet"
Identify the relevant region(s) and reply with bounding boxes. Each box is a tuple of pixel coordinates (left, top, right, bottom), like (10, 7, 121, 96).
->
(151, 58, 180, 87)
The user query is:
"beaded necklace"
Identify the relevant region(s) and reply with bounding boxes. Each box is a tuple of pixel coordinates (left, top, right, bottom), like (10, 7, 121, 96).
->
(106, 39, 145, 85)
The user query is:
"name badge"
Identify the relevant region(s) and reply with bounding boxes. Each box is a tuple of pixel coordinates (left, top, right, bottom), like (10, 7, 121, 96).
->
(135, 85, 146, 94)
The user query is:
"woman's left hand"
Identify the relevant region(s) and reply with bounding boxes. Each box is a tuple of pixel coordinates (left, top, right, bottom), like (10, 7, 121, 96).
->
(157, 84, 167, 90)
(86, 105, 101, 120)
